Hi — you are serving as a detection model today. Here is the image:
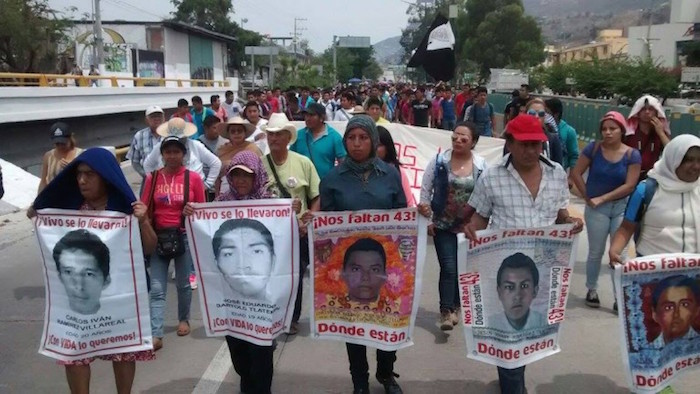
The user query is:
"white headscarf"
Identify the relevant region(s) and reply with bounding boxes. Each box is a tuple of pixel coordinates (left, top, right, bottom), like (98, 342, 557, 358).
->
(626, 95, 671, 136)
(647, 135, 700, 253)
(647, 134, 700, 193)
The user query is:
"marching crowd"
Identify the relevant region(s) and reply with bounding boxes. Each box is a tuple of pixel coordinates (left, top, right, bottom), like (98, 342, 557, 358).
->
(26, 83, 700, 394)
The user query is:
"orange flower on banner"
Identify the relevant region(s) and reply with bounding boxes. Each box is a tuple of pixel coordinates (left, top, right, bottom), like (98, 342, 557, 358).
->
(314, 233, 417, 304)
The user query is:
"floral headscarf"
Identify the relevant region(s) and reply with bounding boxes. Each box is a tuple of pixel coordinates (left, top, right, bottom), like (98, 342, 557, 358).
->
(216, 151, 271, 201)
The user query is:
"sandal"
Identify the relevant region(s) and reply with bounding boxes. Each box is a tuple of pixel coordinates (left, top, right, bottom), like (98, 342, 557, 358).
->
(153, 337, 163, 351)
(177, 321, 190, 336)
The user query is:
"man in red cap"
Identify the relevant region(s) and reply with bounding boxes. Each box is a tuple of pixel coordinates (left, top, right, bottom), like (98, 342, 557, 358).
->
(464, 114, 584, 394)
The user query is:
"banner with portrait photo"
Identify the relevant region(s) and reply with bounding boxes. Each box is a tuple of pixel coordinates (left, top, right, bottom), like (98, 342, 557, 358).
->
(457, 225, 579, 369)
(33, 209, 152, 362)
(309, 208, 427, 351)
(614, 253, 700, 394)
(185, 200, 298, 346)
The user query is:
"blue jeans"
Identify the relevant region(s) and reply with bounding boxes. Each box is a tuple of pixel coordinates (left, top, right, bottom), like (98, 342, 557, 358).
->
(584, 198, 627, 290)
(149, 238, 193, 338)
(433, 228, 459, 311)
(442, 119, 456, 131)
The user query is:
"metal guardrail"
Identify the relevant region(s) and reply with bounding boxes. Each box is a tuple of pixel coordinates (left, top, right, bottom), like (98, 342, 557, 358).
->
(0, 72, 229, 88)
(115, 146, 129, 162)
(489, 93, 700, 140)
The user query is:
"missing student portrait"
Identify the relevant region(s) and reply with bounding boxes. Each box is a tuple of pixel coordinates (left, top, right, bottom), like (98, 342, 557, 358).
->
(489, 253, 546, 333)
(212, 218, 275, 299)
(53, 229, 111, 315)
(314, 234, 418, 323)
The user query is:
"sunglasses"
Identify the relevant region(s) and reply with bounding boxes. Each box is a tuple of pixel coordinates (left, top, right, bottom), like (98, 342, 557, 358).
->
(527, 109, 546, 118)
(451, 136, 469, 143)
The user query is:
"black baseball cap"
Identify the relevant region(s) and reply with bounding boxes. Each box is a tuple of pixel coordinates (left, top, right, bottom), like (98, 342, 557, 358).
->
(302, 103, 326, 117)
(49, 122, 72, 143)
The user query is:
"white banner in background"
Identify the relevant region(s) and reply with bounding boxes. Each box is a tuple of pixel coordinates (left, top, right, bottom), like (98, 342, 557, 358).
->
(186, 200, 299, 346)
(457, 226, 579, 369)
(292, 121, 506, 202)
(615, 254, 700, 394)
(34, 209, 152, 362)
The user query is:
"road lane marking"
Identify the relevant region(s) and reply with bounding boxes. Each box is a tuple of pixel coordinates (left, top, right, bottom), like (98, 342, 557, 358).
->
(192, 341, 231, 394)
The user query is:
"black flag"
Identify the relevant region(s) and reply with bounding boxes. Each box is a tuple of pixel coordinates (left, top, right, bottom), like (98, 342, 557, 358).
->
(407, 14, 456, 82)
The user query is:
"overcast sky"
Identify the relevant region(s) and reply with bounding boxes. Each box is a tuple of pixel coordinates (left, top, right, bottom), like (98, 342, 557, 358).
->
(49, 0, 412, 52)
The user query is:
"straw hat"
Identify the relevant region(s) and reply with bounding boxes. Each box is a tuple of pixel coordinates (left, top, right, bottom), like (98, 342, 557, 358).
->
(219, 116, 256, 139)
(349, 105, 366, 115)
(156, 117, 197, 138)
(261, 113, 298, 145)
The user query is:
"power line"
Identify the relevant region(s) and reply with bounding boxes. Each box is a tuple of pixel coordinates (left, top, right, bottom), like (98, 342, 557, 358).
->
(103, 0, 166, 20)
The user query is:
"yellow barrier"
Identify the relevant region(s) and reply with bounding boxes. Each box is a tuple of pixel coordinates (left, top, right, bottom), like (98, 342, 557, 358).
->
(115, 146, 129, 162)
(0, 72, 229, 88)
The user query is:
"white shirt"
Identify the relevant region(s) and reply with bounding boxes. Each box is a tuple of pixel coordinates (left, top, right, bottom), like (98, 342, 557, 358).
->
(638, 187, 698, 255)
(469, 154, 569, 228)
(247, 119, 269, 155)
(488, 310, 547, 333)
(222, 100, 242, 118)
(333, 107, 353, 122)
(143, 139, 222, 190)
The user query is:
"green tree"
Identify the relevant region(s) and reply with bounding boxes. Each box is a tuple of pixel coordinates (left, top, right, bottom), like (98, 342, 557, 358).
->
(319, 46, 382, 84)
(463, 2, 544, 77)
(0, 0, 71, 73)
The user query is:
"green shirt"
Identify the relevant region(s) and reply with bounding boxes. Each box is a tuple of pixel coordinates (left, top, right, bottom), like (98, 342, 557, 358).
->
(263, 151, 320, 214)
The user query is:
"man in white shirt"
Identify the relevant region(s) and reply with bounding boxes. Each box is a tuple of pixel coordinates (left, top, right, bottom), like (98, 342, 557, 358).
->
(222, 90, 242, 119)
(333, 91, 356, 122)
(243, 101, 269, 154)
(465, 114, 583, 394)
(127, 105, 164, 194)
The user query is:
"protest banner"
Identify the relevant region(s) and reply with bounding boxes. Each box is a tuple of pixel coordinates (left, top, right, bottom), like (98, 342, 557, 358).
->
(185, 200, 298, 346)
(457, 225, 578, 369)
(615, 253, 700, 393)
(309, 208, 427, 351)
(33, 209, 152, 362)
(292, 121, 505, 202)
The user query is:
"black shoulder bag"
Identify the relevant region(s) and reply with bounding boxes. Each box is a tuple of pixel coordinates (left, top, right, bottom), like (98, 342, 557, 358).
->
(266, 154, 292, 199)
(150, 169, 189, 258)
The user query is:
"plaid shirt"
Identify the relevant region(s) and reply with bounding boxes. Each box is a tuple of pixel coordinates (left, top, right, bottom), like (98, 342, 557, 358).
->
(126, 127, 161, 178)
(468, 154, 569, 228)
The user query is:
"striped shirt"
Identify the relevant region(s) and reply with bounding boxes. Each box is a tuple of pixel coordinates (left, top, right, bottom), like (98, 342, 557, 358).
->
(468, 154, 569, 228)
(126, 127, 161, 178)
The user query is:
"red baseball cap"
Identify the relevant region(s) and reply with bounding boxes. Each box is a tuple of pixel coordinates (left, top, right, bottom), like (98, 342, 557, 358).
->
(505, 114, 548, 142)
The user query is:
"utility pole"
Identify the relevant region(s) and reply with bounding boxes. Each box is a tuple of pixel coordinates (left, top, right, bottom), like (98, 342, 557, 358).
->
(293, 17, 307, 59)
(332, 36, 338, 85)
(94, 0, 104, 67)
(268, 35, 274, 88)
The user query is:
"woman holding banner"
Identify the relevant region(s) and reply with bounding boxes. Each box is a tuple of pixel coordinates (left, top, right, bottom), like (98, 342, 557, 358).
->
(141, 122, 206, 351)
(570, 111, 641, 310)
(609, 134, 700, 262)
(320, 115, 407, 394)
(184, 150, 299, 394)
(32, 147, 157, 394)
(417, 121, 486, 331)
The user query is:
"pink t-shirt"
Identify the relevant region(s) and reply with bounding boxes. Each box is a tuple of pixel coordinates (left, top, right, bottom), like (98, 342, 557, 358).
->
(141, 167, 205, 230)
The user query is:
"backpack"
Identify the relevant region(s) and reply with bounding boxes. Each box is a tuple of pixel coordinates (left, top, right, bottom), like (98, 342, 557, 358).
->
(430, 153, 483, 217)
(630, 177, 658, 245)
(467, 102, 494, 123)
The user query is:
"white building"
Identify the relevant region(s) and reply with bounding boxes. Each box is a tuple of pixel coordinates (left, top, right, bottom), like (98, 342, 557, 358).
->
(628, 0, 699, 67)
(69, 21, 236, 86)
